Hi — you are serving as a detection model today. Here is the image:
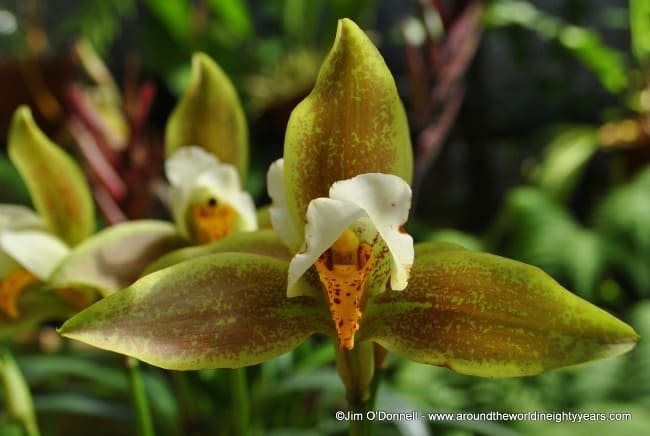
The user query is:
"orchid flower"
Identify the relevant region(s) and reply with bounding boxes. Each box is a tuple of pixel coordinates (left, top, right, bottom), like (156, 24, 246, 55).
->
(164, 52, 257, 245)
(268, 161, 413, 350)
(48, 52, 257, 297)
(0, 205, 69, 319)
(59, 19, 638, 407)
(0, 106, 94, 329)
(0, 107, 182, 334)
(166, 146, 257, 245)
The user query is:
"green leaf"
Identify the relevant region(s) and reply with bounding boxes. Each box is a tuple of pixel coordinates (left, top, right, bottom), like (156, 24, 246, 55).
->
(8, 106, 95, 246)
(1, 285, 75, 338)
(144, 229, 291, 274)
(59, 253, 332, 369)
(283, 18, 413, 238)
(165, 52, 249, 182)
(0, 348, 40, 436)
(18, 355, 128, 392)
(49, 220, 186, 297)
(502, 187, 605, 299)
(33, 392, 130, 421)
(594, 167, 650, 295)
(360, 250, 638, 377)
(531, 126, 599, 202)
(206, 0, 253, 42)
(631, 0, 650, 66)
(486, 0, 628, 93)
(141, 0, 190, 45)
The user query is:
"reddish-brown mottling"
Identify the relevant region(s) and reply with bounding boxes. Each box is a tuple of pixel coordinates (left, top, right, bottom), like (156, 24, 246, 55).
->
(315, 243, 375, 350)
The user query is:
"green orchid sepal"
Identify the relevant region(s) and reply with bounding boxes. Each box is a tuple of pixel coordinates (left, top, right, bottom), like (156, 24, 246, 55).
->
(8, 106, 95, 246)
(282, 18, 413, 239)
(59, 253, 333, 369)
(49, 220, 187, 297)
(360, 243, 639, 377)
(165, 53, 249, 182)
(59, 243, 638, 375)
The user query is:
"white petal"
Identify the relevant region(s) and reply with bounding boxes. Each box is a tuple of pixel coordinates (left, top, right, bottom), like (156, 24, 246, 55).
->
(267, 159, 301, 252)
(329, 173, 413, 290)
(168, 187, 191, 239)
(0, 204, 46, 232)
(0, 230, 70, 279)
(287, 198, 365, 297)
(166, 146, 222, 237)
(165, 146, 220, 187)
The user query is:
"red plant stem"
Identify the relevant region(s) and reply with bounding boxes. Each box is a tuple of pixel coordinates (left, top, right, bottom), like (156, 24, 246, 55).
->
(414, 87, 466, 189)
(66, 116, 127, 201)
(128, 81, 156, 142)
(64, 85, 122, 164)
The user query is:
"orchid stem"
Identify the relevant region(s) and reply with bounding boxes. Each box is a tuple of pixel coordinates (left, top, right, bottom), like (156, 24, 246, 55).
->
(229, 367, 250, 435)
(336, 342, 377, 436)
(127, 357, 155, 436)
(347, 393, 375, 436)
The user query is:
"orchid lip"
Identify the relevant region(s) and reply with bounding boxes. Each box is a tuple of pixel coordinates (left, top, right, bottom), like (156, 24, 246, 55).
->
(276, 172, 414, 299)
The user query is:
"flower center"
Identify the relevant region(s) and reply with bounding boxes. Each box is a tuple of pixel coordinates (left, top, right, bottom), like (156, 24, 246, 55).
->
(191, 197, 236, 244)
(315, 229, 375, 350)
(0, 269, 38, 319)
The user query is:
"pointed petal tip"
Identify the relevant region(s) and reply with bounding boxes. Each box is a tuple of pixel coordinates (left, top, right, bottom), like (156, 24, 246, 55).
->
(336, 18, 362, 36)
(190, 52, 212, 83)
(9, 105, 38, 145)
(11, 105, 32, 124)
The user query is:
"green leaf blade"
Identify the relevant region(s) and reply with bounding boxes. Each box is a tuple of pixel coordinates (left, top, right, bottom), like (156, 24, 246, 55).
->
(59, 253, 331, 369)
(8, 106, 95, 246)
(360, 250, 638, 377)
(631, 0, 650, 67)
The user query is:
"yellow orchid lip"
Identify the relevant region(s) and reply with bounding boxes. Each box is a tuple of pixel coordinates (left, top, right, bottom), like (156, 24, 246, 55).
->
(315, 229, 376, 350)
(191, 198, 237, 244)
(0, 269, 38, 319)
